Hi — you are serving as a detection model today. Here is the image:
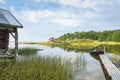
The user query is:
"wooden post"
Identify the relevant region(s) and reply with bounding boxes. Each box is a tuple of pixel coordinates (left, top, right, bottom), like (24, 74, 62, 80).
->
(103, 45, 105, 54)
(15, 28, 18, 57)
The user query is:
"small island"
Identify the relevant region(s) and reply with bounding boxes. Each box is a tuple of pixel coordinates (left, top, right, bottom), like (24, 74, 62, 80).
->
(23, 29, 120, 49)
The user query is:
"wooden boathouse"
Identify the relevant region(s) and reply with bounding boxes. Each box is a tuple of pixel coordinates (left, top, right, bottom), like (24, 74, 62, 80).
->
(0, 8, 23, 58)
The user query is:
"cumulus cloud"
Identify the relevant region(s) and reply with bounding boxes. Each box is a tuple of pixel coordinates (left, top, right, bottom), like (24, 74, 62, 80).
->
(60, 0, 80, 6)
(22, 10, 53, 23)
(19, 0, 120, 28)
(33, 0, 91, 8)
(51, 18, 78, 27)
(59, 0, 91, 8)
(10, 0, 120, 41)
(20, 9, 80, 27)
(17, 0, 120, 28)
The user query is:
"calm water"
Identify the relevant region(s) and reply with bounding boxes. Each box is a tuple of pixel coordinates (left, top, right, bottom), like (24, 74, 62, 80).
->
(10, 44, 120, 80)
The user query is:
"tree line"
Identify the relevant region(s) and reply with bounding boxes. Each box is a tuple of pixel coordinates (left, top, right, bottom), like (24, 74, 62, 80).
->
(59, 29, 120, 42)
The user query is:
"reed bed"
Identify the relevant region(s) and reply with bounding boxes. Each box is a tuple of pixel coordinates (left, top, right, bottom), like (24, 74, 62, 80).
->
(0, 48, 83, 80)
(1, 48, 71, 80)
(9, 48, 38, 56)
(0, 48, 72, 80)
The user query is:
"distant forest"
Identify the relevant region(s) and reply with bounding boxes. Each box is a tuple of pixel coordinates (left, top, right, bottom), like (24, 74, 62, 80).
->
(59, 29, 120, 42)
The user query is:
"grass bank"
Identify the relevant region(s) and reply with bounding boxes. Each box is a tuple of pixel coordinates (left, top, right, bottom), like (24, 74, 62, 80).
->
(22, 39, 99, 49)
(22, 39, 120, 49)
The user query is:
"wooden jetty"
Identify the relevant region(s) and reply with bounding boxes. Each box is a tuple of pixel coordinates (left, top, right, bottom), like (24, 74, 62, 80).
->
(99, 54, 120, 80)
(0, 53, 15, 59)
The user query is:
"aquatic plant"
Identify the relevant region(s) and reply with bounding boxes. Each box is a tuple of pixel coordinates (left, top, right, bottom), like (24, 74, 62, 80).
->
(9, 48, 38, 56)
(1, 56, 70, 80)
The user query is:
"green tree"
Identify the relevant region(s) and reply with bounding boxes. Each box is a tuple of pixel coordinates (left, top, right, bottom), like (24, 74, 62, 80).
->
(111, 30, 120, 42)
(59, 29, 120, 42)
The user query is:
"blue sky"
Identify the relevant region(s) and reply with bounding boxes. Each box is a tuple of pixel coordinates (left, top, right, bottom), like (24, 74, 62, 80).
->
(0, 0, 120, 42)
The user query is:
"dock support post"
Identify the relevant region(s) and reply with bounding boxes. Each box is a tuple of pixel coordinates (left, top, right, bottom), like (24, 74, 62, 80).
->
(103, 45, 105, 54)
(15, 28, 18, 57)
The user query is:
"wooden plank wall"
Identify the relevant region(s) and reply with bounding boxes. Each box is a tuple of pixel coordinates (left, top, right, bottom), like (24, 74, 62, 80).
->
(0, 29, 9, 53)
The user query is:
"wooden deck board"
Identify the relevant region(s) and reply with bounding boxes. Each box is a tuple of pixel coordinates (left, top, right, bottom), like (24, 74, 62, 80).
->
(99, 54, 120, 80)
(0, 52, 15, 59)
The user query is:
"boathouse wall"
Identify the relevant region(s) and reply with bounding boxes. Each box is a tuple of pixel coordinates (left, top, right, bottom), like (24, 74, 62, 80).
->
(0, 29, 9, 53)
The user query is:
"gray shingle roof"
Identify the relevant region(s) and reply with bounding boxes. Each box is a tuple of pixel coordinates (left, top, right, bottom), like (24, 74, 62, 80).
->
(0, 8, 23, 28)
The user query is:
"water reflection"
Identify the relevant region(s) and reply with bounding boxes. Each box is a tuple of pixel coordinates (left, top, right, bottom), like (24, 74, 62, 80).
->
(97, 45, 120, 54)
(68, 53, 105, 80)
(68, 54, 86, 79)
(61, 47, 92, 53)
(16, 44, 106, 80)
(90, 52, 100, 61)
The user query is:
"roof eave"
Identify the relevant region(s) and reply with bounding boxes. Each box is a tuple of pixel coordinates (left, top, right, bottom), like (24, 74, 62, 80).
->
(0, 23, 23, 28)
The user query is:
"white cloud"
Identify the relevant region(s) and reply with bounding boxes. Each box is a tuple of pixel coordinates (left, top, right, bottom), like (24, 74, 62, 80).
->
(20, 9, 79, 27)
(11, 0, 120, 41)
(0, 0, 5, 3)
(60, 0, 80, 6)
(34, 0, 91, 8)
(51, 18, 78, 27)
(22, 10, 53, 23)
(17, 0, 120, 28)
(59, 0, 91, 8)
(82, 0, 91, 8)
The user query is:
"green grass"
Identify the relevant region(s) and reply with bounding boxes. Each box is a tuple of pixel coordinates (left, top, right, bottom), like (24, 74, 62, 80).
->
(22, 39, 120, 47)
(0, 48, 71, 80)
(35, 39, 99, 49)
(96, 41, 120, 45)
(1, 57, 69, 80)
(0, 59, 11, 77)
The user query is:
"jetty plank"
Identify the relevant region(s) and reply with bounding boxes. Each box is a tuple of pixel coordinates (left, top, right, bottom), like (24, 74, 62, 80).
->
(99, 54, 120, 80)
